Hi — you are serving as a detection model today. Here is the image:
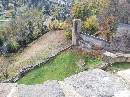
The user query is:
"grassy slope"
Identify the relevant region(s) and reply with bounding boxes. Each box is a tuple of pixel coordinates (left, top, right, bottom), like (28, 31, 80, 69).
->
(7, 30, 71, 74)
(17, 50, 82, 85)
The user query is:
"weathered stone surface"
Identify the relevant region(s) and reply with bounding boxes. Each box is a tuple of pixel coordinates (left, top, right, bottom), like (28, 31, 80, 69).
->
(64, 69, 124, 97)
(18, 80, 65, 97)
(0, 83, 18, 97)
(58, 81, 82, 97)
(117, 69, 130, 90)
(114, 89, 130, 97)
(103, 51, 130, 63)
(2, 69, 130, 97)
(72, 19, 81, 45)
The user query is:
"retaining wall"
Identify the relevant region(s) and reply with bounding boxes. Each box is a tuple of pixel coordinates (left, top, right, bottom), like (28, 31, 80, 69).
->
(2, 45, 73, 83)
(79, 32, 111, 50)
(103, 51, 130, 63)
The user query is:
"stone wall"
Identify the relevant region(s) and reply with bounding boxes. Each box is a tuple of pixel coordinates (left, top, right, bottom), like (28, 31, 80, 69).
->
(103, 51, 130, 63)
(72, 20, 130, 53)
(116, 23, 130, 37)
(104, 23, 130, 53)
(2, 45, 73, 83)
(79, 32, 111, 50)
(72, 19, 111, 50)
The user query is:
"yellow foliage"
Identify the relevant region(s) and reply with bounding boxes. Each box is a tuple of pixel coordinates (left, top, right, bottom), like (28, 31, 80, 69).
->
(49, 20, 66, 30)
(42, 15, 44, 21)
(83, 15, 99, 34)
(33, 29, 41, 38)
(12, 40, 19, 48)
(71, 0, 110, 21)
(64, 23, 72, 39)
(6, 12, 11, 17)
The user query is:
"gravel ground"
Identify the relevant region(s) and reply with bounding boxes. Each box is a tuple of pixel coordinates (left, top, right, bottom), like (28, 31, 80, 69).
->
(18, 80, 65, 97)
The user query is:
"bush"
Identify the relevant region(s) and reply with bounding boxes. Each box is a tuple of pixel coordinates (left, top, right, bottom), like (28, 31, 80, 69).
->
(0, 37, 3, 47)
(33, 29, 41, 38)
(17, 38, 27, 47)
(49, 20, 66, 30)
(6, 12, 12, 17)
(27, 33, 35, 42)
(41, 25, 48, 34)
(82, 15, 99, 35)
(65, 31, 72, 39)
(7, 40, 19, 53)
(64, 23, 72, 39)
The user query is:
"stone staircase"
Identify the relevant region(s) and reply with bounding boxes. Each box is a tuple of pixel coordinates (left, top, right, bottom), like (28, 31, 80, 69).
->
(1, 69, 130, 97)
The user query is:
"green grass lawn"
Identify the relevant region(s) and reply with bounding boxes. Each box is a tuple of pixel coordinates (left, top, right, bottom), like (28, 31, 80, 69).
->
(17, 50, 82, 85)
(87, 58, 102, 69)
(16, 49, 102, 85)
(105, 62, 130, 73)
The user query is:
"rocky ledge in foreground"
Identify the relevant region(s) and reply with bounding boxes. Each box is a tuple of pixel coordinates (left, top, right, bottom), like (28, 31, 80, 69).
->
(1, 69, 130, 97)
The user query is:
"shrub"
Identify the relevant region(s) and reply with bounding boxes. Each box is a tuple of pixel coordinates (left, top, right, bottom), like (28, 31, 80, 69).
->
(65, 31, 72, 39)
(33, 29, 41, 38)
(49, 20, 66, 30)
(6, 12, 12, 17)
(0, 37, 3, 47)
(82, 15, 99, 35)
(41, 25, 48, 34)
(27, 33, 35, 42)
(7, 40, 19, 53)
(17, 37, 27, 47)
(64, 23, 72, 39)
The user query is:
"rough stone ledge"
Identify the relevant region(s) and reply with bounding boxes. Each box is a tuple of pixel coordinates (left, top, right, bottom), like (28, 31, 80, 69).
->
(1, 69, 130, 97)
(103, 51, 130, 63)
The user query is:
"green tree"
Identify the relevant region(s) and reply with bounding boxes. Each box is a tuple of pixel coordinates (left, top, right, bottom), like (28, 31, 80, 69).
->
(82, 15, 99, 35)
(71, 0, 109, 21)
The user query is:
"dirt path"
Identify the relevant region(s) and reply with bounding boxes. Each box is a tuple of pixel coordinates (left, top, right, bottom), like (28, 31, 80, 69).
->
(9, 30, 71, 73)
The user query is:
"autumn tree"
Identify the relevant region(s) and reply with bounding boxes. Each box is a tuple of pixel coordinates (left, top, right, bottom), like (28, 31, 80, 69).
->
(98, 0, 130, 40)
(82, 15, 99, 35)
(99, 15, 116, 41)
(71, 0, 109, 21)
